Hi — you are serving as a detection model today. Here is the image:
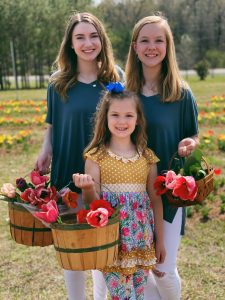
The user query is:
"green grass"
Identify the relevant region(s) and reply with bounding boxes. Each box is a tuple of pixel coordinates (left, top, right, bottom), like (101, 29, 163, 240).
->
(0, 74, 224, 102)
(0, 89, 46, 101)
(0, 79, 225, 299)
(186, 75, 225, 102)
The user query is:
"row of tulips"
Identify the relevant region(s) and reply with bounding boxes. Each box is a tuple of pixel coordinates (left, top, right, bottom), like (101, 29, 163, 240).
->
(0, 130, 32, 147)
(200, 131, 225, 152)
(198, 111, 225, 125)
(0, 107, 46, 115)
(0, 99, 47, 107)
(0, 115, 45, 126)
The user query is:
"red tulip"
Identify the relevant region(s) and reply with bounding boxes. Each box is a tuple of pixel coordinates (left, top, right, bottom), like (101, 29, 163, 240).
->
(62, 191, 78, 208)
(90, 199, 114, 217)
(76, 209, 90, 223)
(30, 170, 49, 186)
(214, 168, 221, 175)
(153, 176, 167, 195)
(172, 176, 198, 201)
(34, 200, 59, 223)
(86, 208, 109, 228)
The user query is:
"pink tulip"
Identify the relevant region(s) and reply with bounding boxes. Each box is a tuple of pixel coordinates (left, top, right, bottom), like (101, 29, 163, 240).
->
(1, 183, 16, 198)
(165, 170, 178, 189)
(34, 200, 59, 223)
(30, 170, 49, 186)
(172, 176, 198, 201)
(86, 208, 109, 228)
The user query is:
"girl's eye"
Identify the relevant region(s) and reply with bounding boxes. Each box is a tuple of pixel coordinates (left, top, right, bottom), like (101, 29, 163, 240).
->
(140, 39, 148, 43)
(111, 113, 119, 117)
(91, 34, 99, 38)
(126, 115, 134, 118)
(156, 39, 164, 43)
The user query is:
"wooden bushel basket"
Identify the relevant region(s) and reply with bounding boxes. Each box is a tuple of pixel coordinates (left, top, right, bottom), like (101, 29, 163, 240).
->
(8, 202, 53, 246)
(51, 211, 119, 271)
(167, 157, 214, 207)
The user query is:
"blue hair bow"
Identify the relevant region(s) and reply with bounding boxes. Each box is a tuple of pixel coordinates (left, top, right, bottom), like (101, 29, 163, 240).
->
(106, 82, 125, 93)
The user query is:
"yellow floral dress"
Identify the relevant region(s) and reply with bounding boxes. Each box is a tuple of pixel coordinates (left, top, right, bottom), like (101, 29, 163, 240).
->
(85, 146, 159, 276)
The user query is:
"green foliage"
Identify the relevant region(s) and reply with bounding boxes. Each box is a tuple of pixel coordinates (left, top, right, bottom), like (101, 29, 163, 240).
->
(205, 50, 225, 68)
(200, 205, 211, 220)
(194, 60, 210, 80)
(220, 195, 225, 204)
(220, 203, 225, 214)
(183, 148, 206, 180)
(186, 206, 194, 218)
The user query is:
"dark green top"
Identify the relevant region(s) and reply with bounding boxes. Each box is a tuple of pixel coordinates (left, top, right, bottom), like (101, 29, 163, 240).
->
(140, 89, 198, 233)
(46, 81, 104, 192)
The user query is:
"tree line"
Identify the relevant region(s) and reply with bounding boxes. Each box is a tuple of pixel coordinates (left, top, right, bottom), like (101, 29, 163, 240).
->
(1, 0, 225, 90)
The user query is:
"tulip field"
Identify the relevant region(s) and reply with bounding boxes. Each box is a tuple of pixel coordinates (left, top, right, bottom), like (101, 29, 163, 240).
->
(0, 76, 225, 300)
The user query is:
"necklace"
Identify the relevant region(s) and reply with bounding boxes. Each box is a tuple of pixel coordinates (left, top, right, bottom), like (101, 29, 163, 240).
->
(142, 81, 158, 97)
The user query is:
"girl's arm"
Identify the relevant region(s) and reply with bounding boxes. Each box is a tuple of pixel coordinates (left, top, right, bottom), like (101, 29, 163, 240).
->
(73, 158, 101, 204)
(35, 125, 52, 174)
(147, 163, 166, 264)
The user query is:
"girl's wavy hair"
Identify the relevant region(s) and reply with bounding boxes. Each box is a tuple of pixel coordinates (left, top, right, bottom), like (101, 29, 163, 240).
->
(85, 90, 148, 157)
(50, 12, 119, 98)
(125, 14, 188, 102)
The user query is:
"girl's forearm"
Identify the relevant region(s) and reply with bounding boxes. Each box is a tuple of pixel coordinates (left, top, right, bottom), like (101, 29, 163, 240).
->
(41, 125, 53, 155)
(152, 199, 164, 243)
(82, 187, 99, 204)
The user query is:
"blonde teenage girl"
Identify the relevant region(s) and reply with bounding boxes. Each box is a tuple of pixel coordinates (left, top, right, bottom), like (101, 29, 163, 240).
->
(74, 85, 166, 300)
(126, 14, 199, 300)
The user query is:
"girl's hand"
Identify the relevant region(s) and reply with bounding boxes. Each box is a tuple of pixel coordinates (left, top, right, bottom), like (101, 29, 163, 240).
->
(73, 173, 95, 190)
(35, 150, 52, 175)
(178, 137, 198, 157)
(155, 241, 166, 264)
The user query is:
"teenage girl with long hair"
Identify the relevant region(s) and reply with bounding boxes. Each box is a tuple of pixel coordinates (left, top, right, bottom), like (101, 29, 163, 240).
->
(35, 12, 120, 300)
(126, 14, 199, 300)
(74, 86, 166, 299)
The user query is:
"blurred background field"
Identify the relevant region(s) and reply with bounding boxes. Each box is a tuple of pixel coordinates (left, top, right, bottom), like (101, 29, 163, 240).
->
(0, 75, 225, 299)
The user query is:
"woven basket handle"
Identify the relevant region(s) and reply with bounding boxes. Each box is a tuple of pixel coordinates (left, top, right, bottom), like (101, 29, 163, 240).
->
(169, 152, 210, 173)
(168, 152, 181, 170)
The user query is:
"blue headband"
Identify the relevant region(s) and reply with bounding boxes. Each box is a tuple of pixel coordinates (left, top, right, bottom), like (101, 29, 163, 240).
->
(106, 82, 125, 93)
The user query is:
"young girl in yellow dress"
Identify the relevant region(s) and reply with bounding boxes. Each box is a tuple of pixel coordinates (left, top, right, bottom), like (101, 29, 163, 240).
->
(73, 83, 166, 299)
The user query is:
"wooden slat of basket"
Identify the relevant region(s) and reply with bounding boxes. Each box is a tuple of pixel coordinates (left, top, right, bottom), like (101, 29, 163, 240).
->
(8, 203, 53, 246)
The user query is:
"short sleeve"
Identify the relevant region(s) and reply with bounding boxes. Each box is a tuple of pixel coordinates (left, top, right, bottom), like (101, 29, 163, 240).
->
(182, 89, 199, 137)
(145, 148, 160, 164)
(45, 84, 54, 125)
(84, 147, 105, 164)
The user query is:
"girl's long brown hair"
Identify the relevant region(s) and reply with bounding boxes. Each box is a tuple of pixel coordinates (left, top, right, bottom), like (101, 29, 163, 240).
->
(84, 91, 148, 157)
(50, 12, 119, 98)
(125, 15, 188, 102)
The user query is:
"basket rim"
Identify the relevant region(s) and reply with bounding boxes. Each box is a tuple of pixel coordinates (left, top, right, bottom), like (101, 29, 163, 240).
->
(51, 209, 119, 230)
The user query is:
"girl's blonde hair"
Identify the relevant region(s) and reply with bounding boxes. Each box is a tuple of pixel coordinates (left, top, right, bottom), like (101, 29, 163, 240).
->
(85, 91, 148, 156)
(125, 14, 188, 102)
(50, 12, 119, 98)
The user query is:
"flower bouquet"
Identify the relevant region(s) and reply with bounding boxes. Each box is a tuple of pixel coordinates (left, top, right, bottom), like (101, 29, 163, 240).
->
(154, 149, 214, 207)
(0, 171, 78, 246)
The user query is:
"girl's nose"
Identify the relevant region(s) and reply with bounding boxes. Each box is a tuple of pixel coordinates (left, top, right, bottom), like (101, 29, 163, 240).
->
(148, 42, 156, 49)
(84, 38, 93, 46)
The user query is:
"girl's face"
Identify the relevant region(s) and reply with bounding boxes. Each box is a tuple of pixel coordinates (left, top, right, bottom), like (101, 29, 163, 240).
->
(107, 99, 138, 141)
(133, 22, 167, 70)
(71, 22, 102, 62)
